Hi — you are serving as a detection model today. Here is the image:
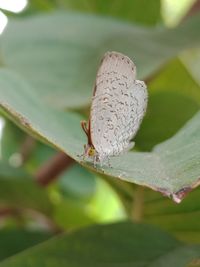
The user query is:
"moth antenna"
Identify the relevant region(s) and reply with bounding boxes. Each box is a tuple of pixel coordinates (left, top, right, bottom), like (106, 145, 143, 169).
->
(81, 120, 89, 136)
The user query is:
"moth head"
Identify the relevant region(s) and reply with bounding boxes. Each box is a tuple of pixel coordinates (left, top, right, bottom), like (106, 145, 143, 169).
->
(84, 144, 96, 158)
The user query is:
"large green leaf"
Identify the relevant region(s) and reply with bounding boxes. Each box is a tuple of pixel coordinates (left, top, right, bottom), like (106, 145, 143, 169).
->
(0, 230, 52, 261)
(1, 69, 200, 202)
(57, 0, 162, 25)
(1, 11, 200, 108)
(25, 0, 162, 25)
(0, 222, 199, 267)
(0, 162, 52, 214)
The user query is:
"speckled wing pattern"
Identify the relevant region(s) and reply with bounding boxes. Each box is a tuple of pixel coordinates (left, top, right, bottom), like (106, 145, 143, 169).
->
(90, 51, 148, 161)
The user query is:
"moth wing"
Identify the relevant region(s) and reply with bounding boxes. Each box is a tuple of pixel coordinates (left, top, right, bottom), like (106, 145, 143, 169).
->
(90, 51, 147, 157)
(128, 80, 148, 140)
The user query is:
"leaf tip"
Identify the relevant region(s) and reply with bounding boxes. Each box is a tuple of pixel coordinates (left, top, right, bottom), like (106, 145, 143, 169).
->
(171, 194, 182, 204)
(156, 186, 194, 203)
(171, 186, 192, 203)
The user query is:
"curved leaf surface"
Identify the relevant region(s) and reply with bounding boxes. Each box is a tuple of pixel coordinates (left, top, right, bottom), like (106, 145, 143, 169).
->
(0, 70, 200, 202)
(0, 230, 52, 261)
(1, 12, 200, 108)
(0, 222, 199, 267)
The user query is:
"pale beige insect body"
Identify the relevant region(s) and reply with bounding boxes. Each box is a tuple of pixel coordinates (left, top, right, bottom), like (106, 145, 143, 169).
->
(82, 51, 148, 166)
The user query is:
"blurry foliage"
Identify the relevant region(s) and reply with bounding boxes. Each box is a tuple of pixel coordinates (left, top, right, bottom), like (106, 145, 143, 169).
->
(1, 120, 26, 161)
(135, 58, 200, 150)
(1, 223, 200, 267)
(0, 163, 53, 215)
(25, 0, 162, 25)
(162, 0, 196, 26)
(0, 0, 200, 266)
(0, 230, 52, 261)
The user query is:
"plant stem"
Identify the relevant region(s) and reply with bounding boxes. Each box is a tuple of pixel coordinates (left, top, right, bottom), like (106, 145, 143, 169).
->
(132, 186, 144, 222)
(182, 0, 200, 22)
(35, 152, 74, 186)
(20, 136, 36, 163)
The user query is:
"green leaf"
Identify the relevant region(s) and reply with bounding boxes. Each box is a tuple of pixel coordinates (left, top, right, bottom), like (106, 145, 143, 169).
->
(57, 0, 162, 25)
(181, 47, 200, 86)
(24, 0, 56, 12)
(142, 186, 200, 244)
(53, 199, 95, 229)
(135, 91, 199, 150)
(1, 69, 200, 202)
(24, 141, 56, 173)
(0, 230, 52, 261)
(0, 222, 199, 267)
(149, 58, 200, 101)
(1, 11, 200, 108)
(0, 162, 52, 214)
(54, 167, 125, 229)
(58, 164, 96, 200)
(24, 0, 162, 25)
(51, 165, 98, 230)
(135, 58, 200, 150)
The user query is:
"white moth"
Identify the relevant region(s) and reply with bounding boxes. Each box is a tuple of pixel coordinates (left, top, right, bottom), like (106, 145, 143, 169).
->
(81, 51, 148, 166)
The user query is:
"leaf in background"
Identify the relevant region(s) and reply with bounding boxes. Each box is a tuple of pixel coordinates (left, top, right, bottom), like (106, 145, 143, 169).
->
(56, 0, 162, 25)
(0, 230, 52, 261)
(83, 177, 126, 222)
(1, 12, 200, 108)
(0, 162, 52, 215)
(1, 69, 200, 202)
(162, 0, 196, 27)
(22, 0, 161, 25)
(0, 222, 199, 267)
(1, 119, 26, 161)
(58, 164, 96, 200)
(142, 186, 200, 244)
(25, 0, 56, 13)
(25, 141, 56, 173)
(181, 47, 200, 86)
(149, 58, 200, 102)
(0, 117, 57, 172)
(135, 58, 200, 150)
(52, 164, 97, 229)
(53, 199, 95, 229)
(54, 167, 125, 229)
(135, 91, 199, 151)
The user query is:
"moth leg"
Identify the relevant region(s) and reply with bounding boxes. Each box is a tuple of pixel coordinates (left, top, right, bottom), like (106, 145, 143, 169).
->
(79, 121, 90, 160)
